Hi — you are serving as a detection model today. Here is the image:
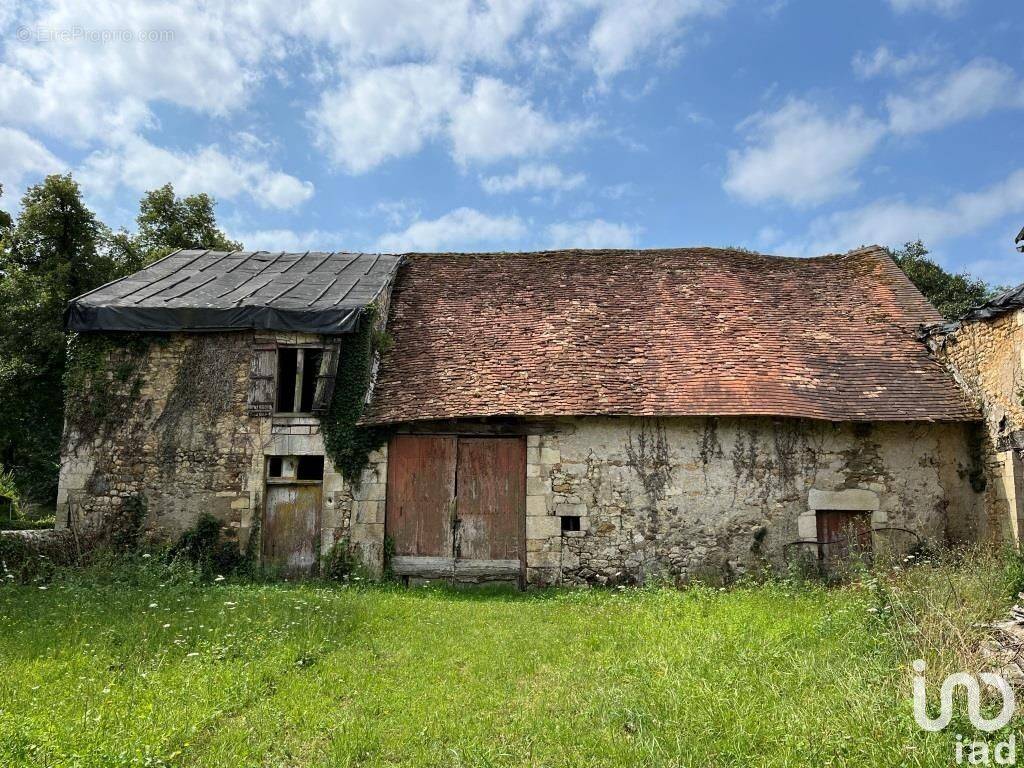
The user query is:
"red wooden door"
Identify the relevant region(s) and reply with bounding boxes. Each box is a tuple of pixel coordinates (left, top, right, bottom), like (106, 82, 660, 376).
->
(386, 435, 456, 559)
(455, 438, 525, 562)
(816, 510, 872, 562)
(385, 435, 525, 582)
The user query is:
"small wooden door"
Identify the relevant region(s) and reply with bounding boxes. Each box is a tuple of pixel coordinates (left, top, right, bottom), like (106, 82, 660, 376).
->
(816, 510, 872, 563)
(386, 435, 525, 583)
(263, 483, 322, 576)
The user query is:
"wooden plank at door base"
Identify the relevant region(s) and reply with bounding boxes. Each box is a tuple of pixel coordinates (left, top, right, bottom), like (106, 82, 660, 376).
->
(390, 556, 521, 581)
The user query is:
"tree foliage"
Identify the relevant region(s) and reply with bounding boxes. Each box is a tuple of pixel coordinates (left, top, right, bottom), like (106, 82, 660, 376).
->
(0, 176, 240, 504)
(0, 175, 125, 501)
(129, 184, 242, 266)
(888, 240, 995, 321)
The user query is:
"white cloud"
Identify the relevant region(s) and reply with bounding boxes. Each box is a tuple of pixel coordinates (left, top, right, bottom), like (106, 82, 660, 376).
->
(449, 77, 587, 165)
(778, 167, 1024, 256)
(376, 207, 527, 252)
(0, 127, 64, 191)
(481, 163, 585, 194)
(852, 45, 937, 79)
(587, 0, 729, 82)
(887, 59, 1024, 134)
(268, 0, 544, 67)
(724, 99, 886, 207)
(78, 135, 313, 210)
(313, 69, 586, 173)
(311, 64, 462, 174)
(0, 2, 263, 143)
(230, 228, 348, 253)
(546, 218, 640, 249)
(886, 0, 967, 15)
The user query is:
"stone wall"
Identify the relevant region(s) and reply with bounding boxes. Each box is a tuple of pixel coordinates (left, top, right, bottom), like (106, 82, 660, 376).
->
(928, 309, 1024, 543)
(56, 330, 369, 564)
(521, 416, 984, 585)
(58, 326, 987, 584)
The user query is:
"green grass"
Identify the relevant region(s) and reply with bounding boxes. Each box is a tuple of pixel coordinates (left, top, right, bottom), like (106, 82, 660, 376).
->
(0, 552, 1018, 767)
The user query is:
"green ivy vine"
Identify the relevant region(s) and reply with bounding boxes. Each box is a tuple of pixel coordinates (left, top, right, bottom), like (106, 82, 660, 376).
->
(321, 304, 393, 485)
(63, 332, 158, 447)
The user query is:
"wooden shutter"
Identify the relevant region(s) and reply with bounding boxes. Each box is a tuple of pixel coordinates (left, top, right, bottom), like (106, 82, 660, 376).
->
(248, 343, 277, 416)
(311, 342, 341, 415)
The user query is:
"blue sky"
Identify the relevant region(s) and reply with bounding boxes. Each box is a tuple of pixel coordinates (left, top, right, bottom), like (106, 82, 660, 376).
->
(1, 0, 1022, 284)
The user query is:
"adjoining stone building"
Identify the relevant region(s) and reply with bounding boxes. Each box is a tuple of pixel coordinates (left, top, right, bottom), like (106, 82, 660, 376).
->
(58, 245, 1000, 585)
(925, 285, 1024, 546)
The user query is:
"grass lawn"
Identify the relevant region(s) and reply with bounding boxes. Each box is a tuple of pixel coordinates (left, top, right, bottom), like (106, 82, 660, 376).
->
(0, 553, 1018, 767)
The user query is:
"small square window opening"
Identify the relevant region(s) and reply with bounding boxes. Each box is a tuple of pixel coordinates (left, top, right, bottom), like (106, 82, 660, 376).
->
(561, 515, 581, 532)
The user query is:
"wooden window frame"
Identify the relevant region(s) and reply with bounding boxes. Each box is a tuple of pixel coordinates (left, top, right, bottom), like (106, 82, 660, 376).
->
(274, 344, 324, 416)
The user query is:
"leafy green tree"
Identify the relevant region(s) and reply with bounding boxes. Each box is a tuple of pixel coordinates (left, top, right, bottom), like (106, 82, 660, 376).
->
(888, 240, 995, 320)
(0, 175, 127, 502)
(128, 183, 242, 266)
(0, 185, 12, 233)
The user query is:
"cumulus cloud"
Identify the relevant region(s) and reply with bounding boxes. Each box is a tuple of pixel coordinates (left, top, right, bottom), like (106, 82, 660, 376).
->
(546, 219, 640, 249)
(587, 0, 729, 82)
(313, 69, 587, 173)
(450, 78, 588, 165)
(778, 167, 1024, 256)
(0, 2, 262, 143)
(230, 228, 348, 253)
(723, 99, 886, 207)
(312, 65, 462, 173)
(887, 59, 1024, 134)
(481, 163, 586, 194)
(0, 127, 64, 191)
(78, 135, 314, 210)
(376, 207, 526, 252)
(852, 45, 937, 79)
(886, 0, 967, 15)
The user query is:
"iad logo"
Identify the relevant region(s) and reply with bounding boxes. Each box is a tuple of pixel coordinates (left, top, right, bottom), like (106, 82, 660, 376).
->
(912, 659, 1018, 765)
(913, 659, 1015, 732)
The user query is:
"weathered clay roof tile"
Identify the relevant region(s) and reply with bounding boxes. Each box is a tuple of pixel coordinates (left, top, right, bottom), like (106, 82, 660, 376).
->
(365, 246, 978, 424)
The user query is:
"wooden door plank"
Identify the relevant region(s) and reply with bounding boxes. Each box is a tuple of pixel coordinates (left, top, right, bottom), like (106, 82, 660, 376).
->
(385, 435, 456, 558)
(455, 437, 525, 562)
(263, 483, 321, 576)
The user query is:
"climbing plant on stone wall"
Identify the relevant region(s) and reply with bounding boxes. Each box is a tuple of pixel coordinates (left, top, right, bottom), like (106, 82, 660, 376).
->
(62, 333, 157, 449)
(321, 304, 393, 486)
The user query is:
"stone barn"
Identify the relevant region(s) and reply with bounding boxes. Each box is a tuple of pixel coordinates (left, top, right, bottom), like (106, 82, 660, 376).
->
(57, 245, 1002, 585)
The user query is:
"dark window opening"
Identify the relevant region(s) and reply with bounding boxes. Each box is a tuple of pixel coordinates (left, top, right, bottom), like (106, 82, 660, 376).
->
(299, 348, 323, 412)
(296, 455, 324, 481)
(275, 347, 324, 414)
(276, 348, 298, 412)
(561, 515, 581, 532)
(268, 456, 283, 478)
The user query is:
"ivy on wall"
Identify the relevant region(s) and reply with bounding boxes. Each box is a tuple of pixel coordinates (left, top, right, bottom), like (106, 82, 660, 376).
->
(321, 304, 393, 485)
(62, 333, 158, 448)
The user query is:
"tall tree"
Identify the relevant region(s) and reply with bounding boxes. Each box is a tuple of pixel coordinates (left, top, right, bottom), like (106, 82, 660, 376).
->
(128, 184, 242, 266)
(888, 240, 995, 320)
(0, 185, 12, 233)
(0, 175, 126, 502)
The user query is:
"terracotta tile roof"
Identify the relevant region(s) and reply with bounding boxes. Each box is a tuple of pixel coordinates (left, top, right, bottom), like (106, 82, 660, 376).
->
(364, 246, 979, 424)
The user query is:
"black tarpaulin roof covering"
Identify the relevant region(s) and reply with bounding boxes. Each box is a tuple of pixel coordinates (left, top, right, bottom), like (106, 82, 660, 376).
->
(65, 250, 404, 334)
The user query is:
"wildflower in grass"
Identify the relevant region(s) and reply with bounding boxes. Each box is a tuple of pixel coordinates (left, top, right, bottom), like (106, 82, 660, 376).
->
(215, 575, 225, 582)
(149, 603, 158, 608)
(162, 623, 171, 628)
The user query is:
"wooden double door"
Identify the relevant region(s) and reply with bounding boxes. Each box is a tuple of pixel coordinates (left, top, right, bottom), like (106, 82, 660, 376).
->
(385, 435, 526, 584)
